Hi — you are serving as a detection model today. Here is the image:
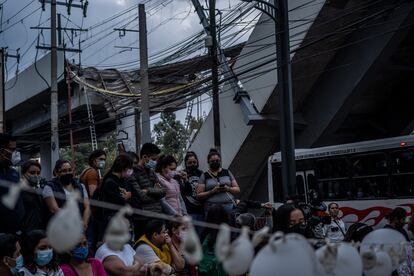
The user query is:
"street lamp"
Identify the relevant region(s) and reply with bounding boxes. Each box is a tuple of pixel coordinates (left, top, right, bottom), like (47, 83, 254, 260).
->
(242, 0, 296, 199)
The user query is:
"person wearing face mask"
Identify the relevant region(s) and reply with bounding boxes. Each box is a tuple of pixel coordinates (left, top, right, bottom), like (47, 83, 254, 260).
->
(167, 218, 192, 276)
(20, 160, 47, 233)
(98, 154, 134, 241)
(43, 160, 91, 231)
(79, 150, 107, 254)
(196, 149, 240, 216)
(181, 152, 204, 229)
(324, 202, 346, 243)
(126, 143, 166, 239)
(273, 204, 314, 238)
(0, 233, 24, 276)
(19, 230, 63, 276)
(80, 149, 107, 198)
(155, 155, 187, 216)
(60, 234, 106, 276)
(384, 207, 410, 241)
(0, 134, 25, 234)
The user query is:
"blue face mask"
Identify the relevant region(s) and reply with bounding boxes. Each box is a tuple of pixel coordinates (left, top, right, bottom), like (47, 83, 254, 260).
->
(35, 249, 53, 266)
(10, 255, 24, 275)
(145, 159, 157, 170)
(71, 246, 89, 261)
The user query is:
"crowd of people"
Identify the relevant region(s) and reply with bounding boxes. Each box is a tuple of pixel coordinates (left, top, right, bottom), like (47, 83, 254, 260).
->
(0, 133, 413, 276)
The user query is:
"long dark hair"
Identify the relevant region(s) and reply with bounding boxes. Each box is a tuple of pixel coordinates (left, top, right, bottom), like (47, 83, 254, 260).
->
(200, 205, 229, 249)
(155, 155, 176, 173)
(207, 148, 221, 162)
(20, 230, 59, 273)
(88, 149, 106, 167)
(273, 204, 302, 233)
(102, 153, 133, 186)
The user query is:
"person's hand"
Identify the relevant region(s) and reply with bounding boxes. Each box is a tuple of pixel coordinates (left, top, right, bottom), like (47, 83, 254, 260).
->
(211, 185, 223, 194)
(119, 188, 131, 200)
(180, 171, 188, 182)
(155, 182, 162, 189)
(262, 202, 273, 209)
(83, 221, 88, 231)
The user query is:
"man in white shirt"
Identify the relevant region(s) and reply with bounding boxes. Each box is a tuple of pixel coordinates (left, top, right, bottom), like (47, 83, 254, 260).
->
(324, 202, 346, 243)
(95, 242, 146, 276)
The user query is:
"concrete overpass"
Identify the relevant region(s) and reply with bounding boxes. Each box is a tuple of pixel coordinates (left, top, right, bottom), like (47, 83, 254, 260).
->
(189, 0, 414, 202)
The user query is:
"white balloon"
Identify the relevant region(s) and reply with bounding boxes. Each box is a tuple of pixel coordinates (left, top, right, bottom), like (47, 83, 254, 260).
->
(104, 205, 133, 251)
(252, 226, 269, 247)
(47, 192, 83, 253)
(361, 228, 407, 270)
(222, 227, 254, 276)
(250, 232, 320, 276)
(1, 180, 27, 209)
(363, 250, 393, 276)
(215, 223, 231, 262)
(181, 216, 202, 265)
(316, 243, 363, 276)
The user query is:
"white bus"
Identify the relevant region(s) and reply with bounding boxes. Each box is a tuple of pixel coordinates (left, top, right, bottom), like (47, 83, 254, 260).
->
(268, 135, 414, 228)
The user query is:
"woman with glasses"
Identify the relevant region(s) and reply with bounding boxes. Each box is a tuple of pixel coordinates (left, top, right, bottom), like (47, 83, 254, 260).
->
(43, 159, 91, 231)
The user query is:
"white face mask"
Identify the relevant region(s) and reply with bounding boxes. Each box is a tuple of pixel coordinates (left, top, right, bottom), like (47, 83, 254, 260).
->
(11, 151, 21, 166)
(97, 160, 106, 169)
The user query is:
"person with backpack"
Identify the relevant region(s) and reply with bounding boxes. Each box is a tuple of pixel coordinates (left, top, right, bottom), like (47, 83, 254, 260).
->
(80, 149, 106, 198)
(196, 149, 240, 216)
(79, 150, 106, 252)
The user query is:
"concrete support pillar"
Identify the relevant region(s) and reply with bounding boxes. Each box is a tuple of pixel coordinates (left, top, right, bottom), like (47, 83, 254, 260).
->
(116, 108, 137, 153)
(40, 143, 53, 179)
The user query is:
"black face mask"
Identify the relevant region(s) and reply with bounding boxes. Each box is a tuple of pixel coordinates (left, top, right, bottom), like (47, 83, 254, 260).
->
(209, 160, 221, 170)
(187, 165, 198, 172)
(287, 223, 307, 236)
(59, 173, 73, 185)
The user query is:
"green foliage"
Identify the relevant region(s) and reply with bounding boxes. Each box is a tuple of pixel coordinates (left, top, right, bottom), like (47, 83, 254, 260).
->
(153, 112, 204, 163)
(60, 132, 118, 176)
(153, 112, 186, 160)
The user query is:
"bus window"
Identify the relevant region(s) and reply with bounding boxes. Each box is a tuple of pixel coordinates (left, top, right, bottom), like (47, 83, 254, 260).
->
(316, 158, 350, 200)
(272, 163, 284, 202)
(351, 153, 388, 199)
(391, 150, 414, 197)
(296, 172, 306, 203)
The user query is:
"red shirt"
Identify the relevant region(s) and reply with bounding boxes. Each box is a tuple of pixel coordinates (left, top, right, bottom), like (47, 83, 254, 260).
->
(60, 258, 107, 276)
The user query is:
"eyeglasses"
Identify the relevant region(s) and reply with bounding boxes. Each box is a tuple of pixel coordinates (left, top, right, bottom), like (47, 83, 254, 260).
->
(60, 169, 73, 174)
(187, 161, 197, 165)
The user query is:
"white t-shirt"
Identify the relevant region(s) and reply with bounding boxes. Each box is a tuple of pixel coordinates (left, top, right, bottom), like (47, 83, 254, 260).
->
(324, 218, 346, 243)
(19, 267, 64, 276)
(42, 183, 89, 199)
(135, 244, 160, 264)
(95, 243, 135, 267)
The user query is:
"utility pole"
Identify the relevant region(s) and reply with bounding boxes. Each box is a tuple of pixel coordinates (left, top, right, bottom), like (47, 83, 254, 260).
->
(50, 0, 59, 167)
(139, 4, 151, 144)
(209, 0, 221, 152)
(0, 48, 21, 134)
(275, 0, 296, 197)
(243, 0, 297, 198)
(0, 49, 4, 134)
